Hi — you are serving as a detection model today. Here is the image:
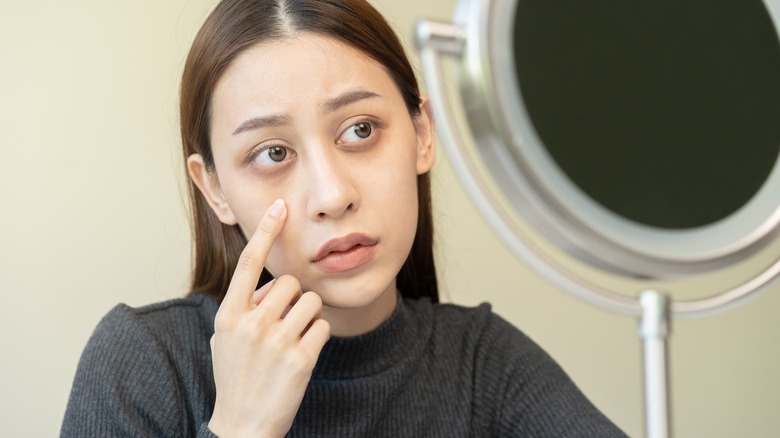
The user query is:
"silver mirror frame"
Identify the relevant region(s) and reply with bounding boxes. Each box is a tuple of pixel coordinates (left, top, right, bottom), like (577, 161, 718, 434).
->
(454, 0, 780, 278)
(417, 4, 780, 435)
(416, 0, 780, 318)
(415, 0, 780, 438)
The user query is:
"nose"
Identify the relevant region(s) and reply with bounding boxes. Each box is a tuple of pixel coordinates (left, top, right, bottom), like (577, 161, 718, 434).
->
(304, 147, 360, 220)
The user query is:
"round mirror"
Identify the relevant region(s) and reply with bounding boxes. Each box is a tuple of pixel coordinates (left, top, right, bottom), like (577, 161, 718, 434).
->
(454, 0, 780, 278)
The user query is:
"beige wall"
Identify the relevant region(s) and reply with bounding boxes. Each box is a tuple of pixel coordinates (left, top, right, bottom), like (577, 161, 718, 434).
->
(1, 1, 778, 436)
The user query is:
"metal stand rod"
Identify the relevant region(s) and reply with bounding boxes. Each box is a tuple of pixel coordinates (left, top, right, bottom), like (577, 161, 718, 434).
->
(639, 290, 672, 438)
(415, 18, 780, 438)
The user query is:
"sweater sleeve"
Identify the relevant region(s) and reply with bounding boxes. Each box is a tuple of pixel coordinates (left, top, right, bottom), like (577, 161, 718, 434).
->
(475, 312, 627, 437)
(60, 305, 216, 438)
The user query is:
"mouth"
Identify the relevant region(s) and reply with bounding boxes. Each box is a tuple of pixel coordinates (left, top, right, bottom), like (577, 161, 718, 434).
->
(313, 233, 378, 273)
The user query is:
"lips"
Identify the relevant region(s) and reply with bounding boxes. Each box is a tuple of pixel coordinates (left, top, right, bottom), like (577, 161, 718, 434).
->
(313, 233, 378, 273)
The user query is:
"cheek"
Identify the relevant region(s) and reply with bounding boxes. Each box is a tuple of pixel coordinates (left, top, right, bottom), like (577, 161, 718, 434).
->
(370, 164, 420, 243)
(372, 158, 419, 206)
(265, 229, 296, 277)
(393, 183, 420, 242)
(219, 174, 291, 239)
(261, 210, 307, 278)
(214, 173, 271, 228)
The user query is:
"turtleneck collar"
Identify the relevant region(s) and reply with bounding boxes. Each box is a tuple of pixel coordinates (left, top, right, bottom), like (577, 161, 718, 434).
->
(311, 295, 433, 381)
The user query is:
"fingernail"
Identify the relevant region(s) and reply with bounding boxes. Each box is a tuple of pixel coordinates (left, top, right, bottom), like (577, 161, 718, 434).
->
(268, 199, 285, 218)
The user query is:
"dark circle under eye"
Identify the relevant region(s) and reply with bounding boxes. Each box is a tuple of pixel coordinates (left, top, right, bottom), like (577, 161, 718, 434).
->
(353, 123, 372, 139)
(268, 146, 287, 162)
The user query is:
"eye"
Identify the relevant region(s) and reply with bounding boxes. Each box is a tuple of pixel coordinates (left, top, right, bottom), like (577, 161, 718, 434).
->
(338, 121, 374, 143)
(253, 145, 291, 167)
(352, 123, 372, 139)
(266, 146, 287, 162)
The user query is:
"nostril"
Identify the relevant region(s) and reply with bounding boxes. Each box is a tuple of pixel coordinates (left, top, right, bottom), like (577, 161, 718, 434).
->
(315, 202, 356, 219)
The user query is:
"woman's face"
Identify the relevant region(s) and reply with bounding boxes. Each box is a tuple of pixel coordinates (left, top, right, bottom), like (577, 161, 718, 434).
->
(189, 33, 435, 326)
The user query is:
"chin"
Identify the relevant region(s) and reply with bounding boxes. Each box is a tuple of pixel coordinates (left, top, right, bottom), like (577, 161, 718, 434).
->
(313, 273, 397, 310)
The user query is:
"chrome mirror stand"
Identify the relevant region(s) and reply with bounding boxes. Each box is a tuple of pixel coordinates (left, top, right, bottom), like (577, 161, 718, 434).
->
(416, 17, 780, 438)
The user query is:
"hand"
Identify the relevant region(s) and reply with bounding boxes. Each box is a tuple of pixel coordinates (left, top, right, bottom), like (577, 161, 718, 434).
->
(208, 199, 331, 438)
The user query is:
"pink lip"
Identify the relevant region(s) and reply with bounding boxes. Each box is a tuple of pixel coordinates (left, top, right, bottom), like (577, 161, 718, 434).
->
(313, 233, 378, 273)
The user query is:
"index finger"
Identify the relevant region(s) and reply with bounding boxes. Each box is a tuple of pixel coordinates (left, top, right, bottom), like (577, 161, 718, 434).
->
(222, 198, 287, 312)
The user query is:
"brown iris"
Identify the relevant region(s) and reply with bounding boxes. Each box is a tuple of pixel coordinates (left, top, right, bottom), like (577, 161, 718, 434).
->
(353, 123, 372, 139)
(268, 146, 287, 162)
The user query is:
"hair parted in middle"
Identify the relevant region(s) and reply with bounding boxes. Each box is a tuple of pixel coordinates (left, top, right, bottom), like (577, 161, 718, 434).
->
(180, 0, 439, 303)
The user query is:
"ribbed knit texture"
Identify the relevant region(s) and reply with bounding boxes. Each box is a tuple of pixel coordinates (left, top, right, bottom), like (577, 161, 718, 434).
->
(61, 293, 627, 437)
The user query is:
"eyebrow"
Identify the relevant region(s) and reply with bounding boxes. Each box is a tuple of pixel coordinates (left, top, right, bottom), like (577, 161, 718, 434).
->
(322, 89, 381, 113)
(232, 114, 290, 136)
(231, 90, 381, 136)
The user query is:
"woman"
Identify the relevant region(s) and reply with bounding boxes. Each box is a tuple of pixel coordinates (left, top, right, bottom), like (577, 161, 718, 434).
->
(62, 0, 626, 436)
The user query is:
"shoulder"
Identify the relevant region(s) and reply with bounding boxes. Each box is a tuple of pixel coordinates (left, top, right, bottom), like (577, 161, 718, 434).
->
(408, 299, 548, 373)
(424, 301, 627, 436)
(424, 300, 569, 381)
(397, 299, 627, 435)
(78, 293, 218, 377)
(104, 292, 218, 328)
(75, 293, 219, 391)
(102, 293, 218, 336)
(61, 294, 219, 436)
(426, 300, 536, 352)
(89, 293, 218, 355)
(420, 300, 561, 401)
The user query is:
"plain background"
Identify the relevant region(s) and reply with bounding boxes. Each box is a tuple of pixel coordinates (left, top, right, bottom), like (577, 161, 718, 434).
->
(1, 0, 779, 436)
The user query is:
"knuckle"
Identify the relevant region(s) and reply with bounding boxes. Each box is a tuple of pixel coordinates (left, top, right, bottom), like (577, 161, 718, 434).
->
(302, 291, 322, 308)
(265, 330, 294, 356)
(236, 250, 260, 272)
(303, 344, 323, 367)
(236, 321, 259, 342)
(236, 316, 271, 344)
(257, 218, 277, 236)
(314, 318, 331, 337)
(275, 274, 301, 292)
(285, 349, 313, 374)
(213, 313, 231, 332)
(308, 319, 331, 346)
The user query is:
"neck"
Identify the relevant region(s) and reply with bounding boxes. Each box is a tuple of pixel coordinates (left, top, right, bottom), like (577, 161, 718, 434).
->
(321, 286, 398, 337)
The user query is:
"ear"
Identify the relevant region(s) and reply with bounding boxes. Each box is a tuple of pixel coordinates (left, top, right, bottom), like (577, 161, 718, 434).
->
(187, 154, 238, 225)
(415, 95, 436, 175)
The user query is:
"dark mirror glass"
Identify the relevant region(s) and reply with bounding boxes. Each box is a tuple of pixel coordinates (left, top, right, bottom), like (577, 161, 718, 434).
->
(514, 0, 780, 229)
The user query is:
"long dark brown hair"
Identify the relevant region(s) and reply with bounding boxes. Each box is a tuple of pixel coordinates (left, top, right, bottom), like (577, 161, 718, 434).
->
(180, 0, 438, 303)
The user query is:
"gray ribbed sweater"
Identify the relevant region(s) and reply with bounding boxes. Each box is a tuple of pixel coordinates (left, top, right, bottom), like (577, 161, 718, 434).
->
(61, 293, 626, 437)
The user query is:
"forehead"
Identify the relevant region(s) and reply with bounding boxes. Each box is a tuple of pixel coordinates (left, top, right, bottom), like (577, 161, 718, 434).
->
(212, 33, 400, 118)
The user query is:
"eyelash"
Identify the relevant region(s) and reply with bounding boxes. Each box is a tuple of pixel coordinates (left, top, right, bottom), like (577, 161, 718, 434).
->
(246, 119, 381, 168)
(337, 119, 380, 145)
(248, 143, 293, 168)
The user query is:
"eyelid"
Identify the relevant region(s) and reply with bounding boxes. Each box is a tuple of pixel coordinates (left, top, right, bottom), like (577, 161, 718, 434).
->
(245, 141, 294, 167)
(336, 117, 382, 144)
